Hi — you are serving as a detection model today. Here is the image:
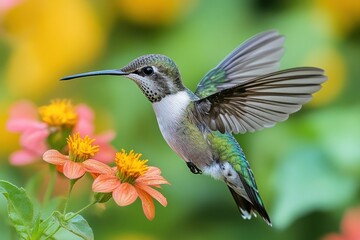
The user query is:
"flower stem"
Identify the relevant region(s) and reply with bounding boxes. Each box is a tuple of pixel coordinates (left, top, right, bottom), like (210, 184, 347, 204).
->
(43, 165, 56, 207)
(63, 179, 77, 214)
(65, 200, 98, 221)
(44, 225, 61, 240)
(45, 200, 98, 238)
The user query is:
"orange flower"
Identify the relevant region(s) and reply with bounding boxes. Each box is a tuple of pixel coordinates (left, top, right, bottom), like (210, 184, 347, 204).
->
(87, 149, 170, 220)
(322, 207, 360, 240)
(42, 133, 107, 179)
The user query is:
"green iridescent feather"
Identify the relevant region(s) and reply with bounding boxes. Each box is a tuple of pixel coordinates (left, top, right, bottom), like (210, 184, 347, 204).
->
(195, 68, 227, 98)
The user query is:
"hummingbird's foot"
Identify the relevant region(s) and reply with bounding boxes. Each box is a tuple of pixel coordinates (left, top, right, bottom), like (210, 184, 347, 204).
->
(186, 162, 202, 174)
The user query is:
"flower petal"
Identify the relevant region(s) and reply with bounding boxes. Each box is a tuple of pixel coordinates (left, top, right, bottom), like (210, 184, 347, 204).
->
(92, 174, 119, 192)
(136, 188, 155, 221)
(135, 182, 167, 207)
(43, 150, 68, 165)
(76, 104, 94, 121)
(7, 101, 47, 133)
(20, 128, 49, 154)
(7, 119, 47, 133)
(94, 131, 115, 143)
(63, 161, 86, 179)
(56, 165, 64, 173)
(93, 131, 116, 164)
(10, 149, 39, 165)
(137, 166, 170, 186)
(342, 207, 360, 239)
(136, 175, 170, 186)
(146, 166, 161, 175)
(113, 183, 138, 206)
(74, 104, 94, 135)
(9, 100, 38, 119)
(83, 159, 113, 175)
(93, 148, 116, 164)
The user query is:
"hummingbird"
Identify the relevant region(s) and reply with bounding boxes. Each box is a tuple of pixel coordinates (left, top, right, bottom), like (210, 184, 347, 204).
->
(62, 30, 327, 226)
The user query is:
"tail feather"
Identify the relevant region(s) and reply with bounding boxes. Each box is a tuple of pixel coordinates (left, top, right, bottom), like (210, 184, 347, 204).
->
(227, 183, 272, 226)
(228, 186, 253, 220)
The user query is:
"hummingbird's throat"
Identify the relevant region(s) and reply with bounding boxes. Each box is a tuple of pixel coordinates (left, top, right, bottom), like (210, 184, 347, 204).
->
(138, 83, 163, 103)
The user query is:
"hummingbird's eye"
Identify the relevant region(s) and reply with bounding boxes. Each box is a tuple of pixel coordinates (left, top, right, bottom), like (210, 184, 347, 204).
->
(142, 66, 154, 75)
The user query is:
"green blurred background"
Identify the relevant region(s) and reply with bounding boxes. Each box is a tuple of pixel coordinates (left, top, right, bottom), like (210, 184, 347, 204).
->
(1, 0, 360, 239)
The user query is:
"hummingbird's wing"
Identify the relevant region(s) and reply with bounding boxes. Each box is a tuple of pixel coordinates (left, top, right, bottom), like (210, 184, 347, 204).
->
(195, 30, 285, 98)
(193, 67, 327, 134)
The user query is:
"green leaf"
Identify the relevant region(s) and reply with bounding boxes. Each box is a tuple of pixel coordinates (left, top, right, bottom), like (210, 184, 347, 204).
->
(37, 214, 60, 239)
(0, 180, 34, 238)
(307, 107, 360, 175)
(55, 212, 94, 240)
(41, 196, 64, 219)
(271, 146, 357, 228)
(29, 215, 44, 240)
(24, 173, 43, 224)
(0, 201, 11, 240)
(25, 172, 43, 200)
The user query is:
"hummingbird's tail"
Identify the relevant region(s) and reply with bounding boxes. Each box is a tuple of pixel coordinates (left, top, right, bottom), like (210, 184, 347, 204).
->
(227, 183, 272, 226)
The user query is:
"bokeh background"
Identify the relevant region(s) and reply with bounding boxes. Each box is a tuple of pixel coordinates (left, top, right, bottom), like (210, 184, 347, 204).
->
(1, 0, 360, 239)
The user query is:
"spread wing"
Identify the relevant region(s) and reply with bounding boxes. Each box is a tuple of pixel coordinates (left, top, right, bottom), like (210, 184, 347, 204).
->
(193, 67, 327, 134)
(195, 30, 285, 98)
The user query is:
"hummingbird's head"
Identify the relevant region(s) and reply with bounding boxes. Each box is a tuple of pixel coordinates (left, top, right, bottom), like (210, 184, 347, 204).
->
(61, 54, 185, 103)
(120, 54, 185, 102)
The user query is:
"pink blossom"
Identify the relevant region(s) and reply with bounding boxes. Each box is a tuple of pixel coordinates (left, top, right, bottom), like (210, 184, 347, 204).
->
(7, 101, 49, 165)
(73, 104, 116, 163)
(93, 131, 117, 163)
(0, 0, 22, 13)
(6, 100, 116, 165)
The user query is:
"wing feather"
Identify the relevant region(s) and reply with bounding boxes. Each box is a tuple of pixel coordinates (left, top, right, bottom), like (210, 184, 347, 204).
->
(195, 30, 285, 98)
(194, 67, 327, 134)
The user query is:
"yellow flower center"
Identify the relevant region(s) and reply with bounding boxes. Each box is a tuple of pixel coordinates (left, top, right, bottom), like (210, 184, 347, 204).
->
(115, 149, 149, 183)
(38, 99, 78, 127)
(67, 133, 99, 162)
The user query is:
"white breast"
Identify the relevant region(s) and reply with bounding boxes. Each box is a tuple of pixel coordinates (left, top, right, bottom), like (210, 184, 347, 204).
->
(152, 91, 190, 124)
(152, 91, 191, 158)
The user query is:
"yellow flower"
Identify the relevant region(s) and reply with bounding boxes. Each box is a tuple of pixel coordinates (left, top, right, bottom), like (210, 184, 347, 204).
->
(38, 99, 78, 127)
(43, 133, 101, 179)
(67, 133, 99, 162)
(115, 149, 149, 183)
(304, 47, 346, 107)
(88, 149, 170, 220)
(314, 0, 360, 36)
(2, 0, 106, 99)
(115, 0, 197, 27)
(0, 101, 20, 157)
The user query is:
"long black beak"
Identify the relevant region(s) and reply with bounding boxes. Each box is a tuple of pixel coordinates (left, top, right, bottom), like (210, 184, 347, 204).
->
(61, 69, 128, 81)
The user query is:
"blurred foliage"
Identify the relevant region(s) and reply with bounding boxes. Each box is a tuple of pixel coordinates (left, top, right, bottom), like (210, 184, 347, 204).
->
(1, 0, 360, 239)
